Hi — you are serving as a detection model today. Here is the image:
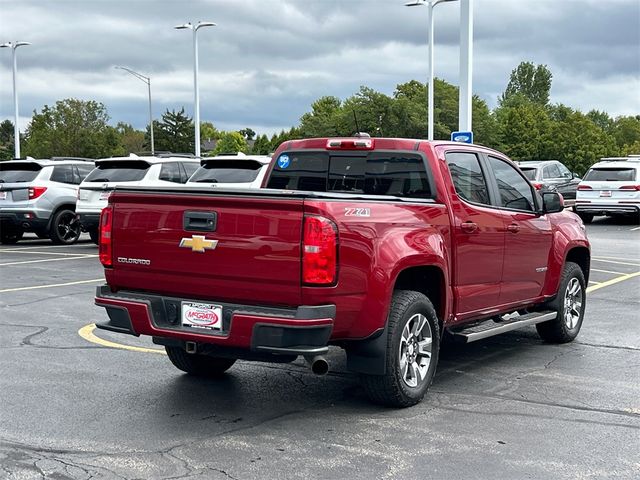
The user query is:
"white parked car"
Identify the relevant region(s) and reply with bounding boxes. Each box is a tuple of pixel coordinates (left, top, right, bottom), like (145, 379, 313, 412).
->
(575, 155, 640, 223)
(186, 153, 271, 189)
(77, 154, 200, 242)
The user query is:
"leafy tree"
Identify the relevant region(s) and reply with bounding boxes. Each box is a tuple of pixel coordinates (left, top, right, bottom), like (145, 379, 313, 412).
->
(115, 122, 145, 155)
(494, 97, 552, 161)
(586, 110, 613, 131)
(213, 131, 248, 155)
(200, 121, 221, 141)
(152, 108, 194, 154)
(23, 99, 120, 158)
(610, 115, 640, 152)
(251, 134, 271, 155)
(0, 119, 14, 160)
(299, 96, 344, 137)
(239, 128, 256, 141)
(269, 127, 301, 152)
(500, 62, 553, 106)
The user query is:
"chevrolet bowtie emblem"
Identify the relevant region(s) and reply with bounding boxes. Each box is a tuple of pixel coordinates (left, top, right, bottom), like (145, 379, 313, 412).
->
(179, 235, 218, 253)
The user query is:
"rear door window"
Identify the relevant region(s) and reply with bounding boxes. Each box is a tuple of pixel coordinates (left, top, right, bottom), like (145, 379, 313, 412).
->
(50, 165, 76, 184)
(268, 151, 432, 198)
(583, 168, 636, 182)
(543, 164, 562, 179)
(445, 152, 491, 205)
(0, 162, 42, 183)
(189, 160, 264, 183)
(159, 162, 183, 183)
(84, 161, 150, 182)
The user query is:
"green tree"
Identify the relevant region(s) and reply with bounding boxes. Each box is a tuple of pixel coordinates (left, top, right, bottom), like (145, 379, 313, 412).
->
(500, 62, 553, 106)
(152, 108, 194, 153)
(586, 110, 613, 131)
(610, 115, 640, 153)
(213, 131, 248, 155)
(23, 99, 120, 158)
(251, 134, 271, 155)
(115, 122, 145, 155)
(299, 96, 344, 137)
(200, 121, 221, 141)
(239, 128, 256, 141)
(494, 96, 552, 161)
(0, 119, 14, 160)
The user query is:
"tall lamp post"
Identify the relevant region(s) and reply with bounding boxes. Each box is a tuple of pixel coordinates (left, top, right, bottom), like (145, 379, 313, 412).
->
(115, 65, 155, 155)
(1, 41, 31, 158)
(174, 21, 216, 157)
(405, 0, 457, 141)
(458, 0, 473, 133)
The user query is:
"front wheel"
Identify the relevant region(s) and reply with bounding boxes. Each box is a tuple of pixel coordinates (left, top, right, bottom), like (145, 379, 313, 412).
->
(165, 346, 236, 377)
(361, 290, 440, 408)
(536, 262, 586, 343)
(49, 209, 81, 245)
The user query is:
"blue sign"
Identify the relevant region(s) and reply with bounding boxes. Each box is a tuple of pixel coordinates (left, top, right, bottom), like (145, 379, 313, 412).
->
(277, 154, 290, 169)
(451, 131, 473, 144)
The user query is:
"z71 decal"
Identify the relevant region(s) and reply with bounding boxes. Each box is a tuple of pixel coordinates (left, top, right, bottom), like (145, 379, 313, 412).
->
(344, 207, 371, 217)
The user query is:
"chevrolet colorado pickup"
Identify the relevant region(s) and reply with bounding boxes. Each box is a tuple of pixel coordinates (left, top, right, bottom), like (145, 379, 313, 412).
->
(95, 137, 590, 407)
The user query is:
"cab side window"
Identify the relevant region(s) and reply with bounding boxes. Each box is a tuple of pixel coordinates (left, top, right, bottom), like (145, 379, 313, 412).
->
(488, 156, 536, 212)
(159, 162, 183, 183)
(445, 152, 491, 205)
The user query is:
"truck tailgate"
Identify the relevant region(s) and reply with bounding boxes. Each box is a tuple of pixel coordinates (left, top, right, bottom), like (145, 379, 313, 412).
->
(108, 191, 304, 306)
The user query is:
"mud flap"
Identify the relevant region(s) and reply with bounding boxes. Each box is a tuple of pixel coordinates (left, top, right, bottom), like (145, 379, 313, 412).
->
(345, 327, 387, 375)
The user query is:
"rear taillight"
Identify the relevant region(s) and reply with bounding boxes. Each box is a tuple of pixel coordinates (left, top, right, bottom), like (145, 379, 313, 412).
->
(577, 185, 592, 190)
(302, 215, 338, 286)
(28, 187, 47, 199)
(619, 185, 640, 191)
(531, 182, 543, 191)
(99, 206, 113, 267)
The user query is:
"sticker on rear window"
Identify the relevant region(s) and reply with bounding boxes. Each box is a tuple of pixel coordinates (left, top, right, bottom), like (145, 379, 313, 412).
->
(277, 155, 290, 169)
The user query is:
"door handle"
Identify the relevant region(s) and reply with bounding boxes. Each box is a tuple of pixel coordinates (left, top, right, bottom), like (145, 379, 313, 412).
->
(183, 211, 217, 232)
(460, 221, 478, 233)
(507, 223, 520, 233)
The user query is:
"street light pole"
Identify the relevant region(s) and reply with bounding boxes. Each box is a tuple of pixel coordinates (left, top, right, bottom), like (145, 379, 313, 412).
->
(1, 41, 31, 158)
(115, 66, 155, 155)
(458, 0, 474, 133)
(175, 21, 216, 157)
(406, 0, 457, 141)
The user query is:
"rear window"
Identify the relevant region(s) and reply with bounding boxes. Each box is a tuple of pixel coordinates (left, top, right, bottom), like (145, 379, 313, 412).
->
(84, 161, 150, 182)
(190, 160, 264, 183)
(583, 168, 636, 182)
(267, 152, 433, 198)
(0, 162, 42, 183)
(520, 168, 537, 180)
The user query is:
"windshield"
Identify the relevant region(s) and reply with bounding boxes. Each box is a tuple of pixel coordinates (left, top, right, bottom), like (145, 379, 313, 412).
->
(520, 168, 537, 180)
(583, 168, 636, 182)
(190, 160, 263, 183)
(84, 161, 150, 182)
(0, 162, 42, 183)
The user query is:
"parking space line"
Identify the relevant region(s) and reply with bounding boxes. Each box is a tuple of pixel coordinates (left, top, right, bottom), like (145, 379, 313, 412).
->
(78, 324, 165, 354)
(0, 255, 97, 266)
(630, 226, 640, 231)
(592, 255, 639, 261)
(0, 278, 103, 293)
(591, 258, 640, 267)
(591, 268, 625, 275)
(588, 281, 601, 285)
(586, 271, 640, 293)
(0, 244, 91, 251)
(0, 250, 95, 256)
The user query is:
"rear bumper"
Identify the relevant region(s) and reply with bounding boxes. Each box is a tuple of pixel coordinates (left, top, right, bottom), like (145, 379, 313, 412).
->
(94, 285, 335, 356)
(77, 213, 100, 231)
(574, 203, 639, 215)
(0, 210, 49, 232)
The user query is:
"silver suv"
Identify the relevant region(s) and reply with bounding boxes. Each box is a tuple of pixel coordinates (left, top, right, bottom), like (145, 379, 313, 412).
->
(0, 157, 94, 244)
(77, 154, 200, 243)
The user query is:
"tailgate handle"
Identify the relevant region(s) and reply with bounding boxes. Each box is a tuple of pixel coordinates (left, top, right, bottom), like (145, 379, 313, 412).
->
(183, 211, 217, 232)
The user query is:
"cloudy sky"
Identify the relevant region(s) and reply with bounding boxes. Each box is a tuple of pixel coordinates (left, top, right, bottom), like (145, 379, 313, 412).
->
(1, 0, 639, 136)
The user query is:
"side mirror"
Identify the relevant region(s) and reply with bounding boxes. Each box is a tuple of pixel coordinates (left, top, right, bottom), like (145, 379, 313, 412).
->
(542, 192, 564, 214)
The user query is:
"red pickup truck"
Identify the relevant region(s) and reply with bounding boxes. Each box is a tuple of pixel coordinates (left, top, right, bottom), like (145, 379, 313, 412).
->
(95, 137, 590, 407)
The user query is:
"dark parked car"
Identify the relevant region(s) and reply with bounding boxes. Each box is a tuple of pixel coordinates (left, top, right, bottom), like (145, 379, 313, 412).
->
(518, 160, 581, 206)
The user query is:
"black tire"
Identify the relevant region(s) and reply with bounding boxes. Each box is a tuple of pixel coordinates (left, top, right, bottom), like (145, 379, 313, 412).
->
(165, 346, 236, 377)
(536, 262, 586, 343)
(0, 227, 23, 244)
(88, 228, 100, 245)
(361, 290, 440, 408)
(577, 213, 593, 224)
(49, 209, 81, 245)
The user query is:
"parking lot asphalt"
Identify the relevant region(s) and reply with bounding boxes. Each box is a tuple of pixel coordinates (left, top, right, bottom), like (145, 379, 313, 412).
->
(1, 216, 639, 480)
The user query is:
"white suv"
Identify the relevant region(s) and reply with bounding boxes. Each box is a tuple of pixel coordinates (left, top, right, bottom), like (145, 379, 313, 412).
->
(0, 157, 94, 244)
(186, 153, 271, 189)
(575, 155, 640, 223)
(77, 154, 200, 242)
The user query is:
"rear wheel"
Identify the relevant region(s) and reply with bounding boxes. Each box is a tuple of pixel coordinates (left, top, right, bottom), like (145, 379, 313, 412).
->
(361, 290, 440, 407)
(88, 228, 100, 245)
(577, 213, 593, 224)
(0, 227, 23, 244)
(165, 346, 236, 377)
(536, 261, 586, 343)
(49, 209, 81, 245)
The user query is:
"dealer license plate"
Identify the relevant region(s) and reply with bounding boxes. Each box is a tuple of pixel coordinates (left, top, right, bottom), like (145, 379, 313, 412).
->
(600, 190, 612, 197)
(181, 302, 223, 331)
(0, 192, 7, 200)
(99, 191, 112, 200)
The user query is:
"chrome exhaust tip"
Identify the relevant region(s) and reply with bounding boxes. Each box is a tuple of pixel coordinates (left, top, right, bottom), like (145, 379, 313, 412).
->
(185, 341, 197, 354)
(305, 355, 329, 376)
